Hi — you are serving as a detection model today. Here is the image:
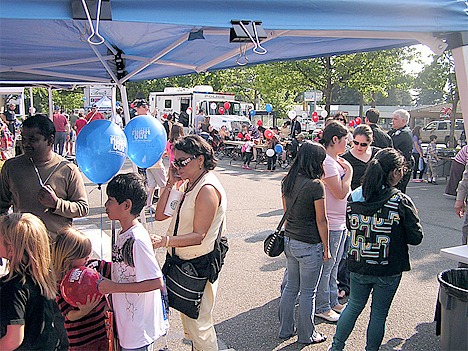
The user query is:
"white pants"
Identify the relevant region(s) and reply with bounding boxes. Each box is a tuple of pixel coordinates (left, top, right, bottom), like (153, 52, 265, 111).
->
(181, 280, 219, 351)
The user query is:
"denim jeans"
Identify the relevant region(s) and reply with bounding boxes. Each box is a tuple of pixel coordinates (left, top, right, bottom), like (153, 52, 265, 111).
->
(330, 272, 402, 351)
(121, 343, 153, 351)
(316, 229, 346, 314)
(279, 237, 324, 344)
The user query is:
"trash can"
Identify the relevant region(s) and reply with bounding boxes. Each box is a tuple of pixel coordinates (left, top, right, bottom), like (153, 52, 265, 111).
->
(437, 268, 468, 351)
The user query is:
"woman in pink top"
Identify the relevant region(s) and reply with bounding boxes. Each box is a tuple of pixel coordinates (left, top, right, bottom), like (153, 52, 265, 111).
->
(315, 121, 353, 323)
(165, 122, 184, 163)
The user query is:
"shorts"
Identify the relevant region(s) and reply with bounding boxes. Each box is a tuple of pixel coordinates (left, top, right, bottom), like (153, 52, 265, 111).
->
(146, 167, 166, 188)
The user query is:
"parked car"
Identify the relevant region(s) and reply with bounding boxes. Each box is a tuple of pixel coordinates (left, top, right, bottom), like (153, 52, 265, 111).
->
(420, 119, 464, 146)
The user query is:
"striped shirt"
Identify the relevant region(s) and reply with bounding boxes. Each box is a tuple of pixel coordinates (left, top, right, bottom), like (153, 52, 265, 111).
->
(57, 259, 111, 350)
(454, 145, 468, 165)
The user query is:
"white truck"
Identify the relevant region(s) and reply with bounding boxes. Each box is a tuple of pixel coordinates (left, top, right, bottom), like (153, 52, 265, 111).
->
(149, 85, 250, 133)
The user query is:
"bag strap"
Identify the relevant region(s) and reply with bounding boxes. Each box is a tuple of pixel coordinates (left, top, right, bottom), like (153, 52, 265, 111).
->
(276, 177, 309, 231)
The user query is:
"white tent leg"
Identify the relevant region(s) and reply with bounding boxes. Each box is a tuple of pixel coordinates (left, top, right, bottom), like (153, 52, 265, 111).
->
(452, 43, 468, 136)
(29, 87, 34, 115)
(111, 85, 117, 120)
(118, 84, 138, 171)
(48, 87, 53, 119)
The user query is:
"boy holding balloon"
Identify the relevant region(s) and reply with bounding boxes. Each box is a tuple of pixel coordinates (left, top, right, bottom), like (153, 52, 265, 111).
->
(97, 173, 167, 351)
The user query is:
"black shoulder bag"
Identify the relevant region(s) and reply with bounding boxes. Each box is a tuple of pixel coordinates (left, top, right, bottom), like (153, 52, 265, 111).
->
(264, 178, 308, 257)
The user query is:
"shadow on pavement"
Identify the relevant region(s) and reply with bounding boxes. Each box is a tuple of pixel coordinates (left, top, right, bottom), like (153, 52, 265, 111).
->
(216, 298, 284, 351)
(381, 322, 439, 351)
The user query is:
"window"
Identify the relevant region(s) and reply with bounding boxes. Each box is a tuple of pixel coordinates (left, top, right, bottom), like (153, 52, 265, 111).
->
(164, 99, 172, 108)
(425, 122, 437, 130)
(438, 122, 447, 130)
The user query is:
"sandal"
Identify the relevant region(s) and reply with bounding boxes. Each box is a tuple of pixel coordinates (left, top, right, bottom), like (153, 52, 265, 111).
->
(298, 331, 327, 345)
(312, 331, 327, 344)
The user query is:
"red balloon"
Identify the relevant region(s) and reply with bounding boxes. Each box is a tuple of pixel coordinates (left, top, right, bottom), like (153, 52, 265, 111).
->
(312, 111, 318, 118)
(60, 266, 102, 307)
(349, 120, 355, 127)
(237, 132, 243, 139)
(257, 119, 263, 126)
(312, 115, 319, 123)
(223, 102, 231, 110)
(355, 117, 362, 125)
(264, 129, 273, 139)
(219, 107, 225, 115)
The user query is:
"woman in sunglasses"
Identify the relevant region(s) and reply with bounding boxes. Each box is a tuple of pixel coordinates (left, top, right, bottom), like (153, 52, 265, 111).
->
(342, 125, 379, 191)
(153, 135, 227, 351)
(338, 125, 379, 298)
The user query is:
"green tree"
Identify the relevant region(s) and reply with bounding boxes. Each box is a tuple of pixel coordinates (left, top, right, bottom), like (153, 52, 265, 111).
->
(414, 51, 459, 146)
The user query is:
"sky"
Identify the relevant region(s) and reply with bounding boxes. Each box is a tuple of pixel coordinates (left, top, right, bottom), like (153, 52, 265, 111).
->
(404, 44, 435, 74)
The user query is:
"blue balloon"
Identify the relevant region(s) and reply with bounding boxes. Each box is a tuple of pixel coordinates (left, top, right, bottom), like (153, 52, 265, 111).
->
(249, 109, 256, 117)
(265, 104, 273, 113)
(76, 120, 127, 185)
(275, 144, 283, 154)
(124, 116, 167, 168)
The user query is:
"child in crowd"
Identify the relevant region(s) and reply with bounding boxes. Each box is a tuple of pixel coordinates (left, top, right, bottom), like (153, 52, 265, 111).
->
(242, 134, 255, 170)
(267, 134, 279, 171)
(52, 227, 111, 351)
(426, 135, 439, 184)
(97, 173, 167, 351)
(0, 213, 58, 350)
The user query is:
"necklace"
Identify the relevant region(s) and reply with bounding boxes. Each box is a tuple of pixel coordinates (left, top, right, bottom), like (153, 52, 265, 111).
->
(30, 157, 63, 186)
(185, 170, 208, 194)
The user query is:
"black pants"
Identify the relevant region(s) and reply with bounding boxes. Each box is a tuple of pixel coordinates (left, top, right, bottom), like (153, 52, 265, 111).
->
(267, 155, 277, 170)
(244, 152, 253, 166)
(412, 153, 425, 179)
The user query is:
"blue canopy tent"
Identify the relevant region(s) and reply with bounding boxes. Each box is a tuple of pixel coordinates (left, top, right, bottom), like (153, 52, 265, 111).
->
(0, 0, 467, 124)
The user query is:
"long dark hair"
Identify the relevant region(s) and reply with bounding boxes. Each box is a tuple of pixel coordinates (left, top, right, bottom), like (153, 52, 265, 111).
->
(282, 141, 326, 196)
(362, 148, 405, 201)
(320, 121, 348, 148)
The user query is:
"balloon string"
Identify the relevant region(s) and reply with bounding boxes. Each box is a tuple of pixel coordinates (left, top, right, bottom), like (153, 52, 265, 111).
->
(100, 186, 103, 259)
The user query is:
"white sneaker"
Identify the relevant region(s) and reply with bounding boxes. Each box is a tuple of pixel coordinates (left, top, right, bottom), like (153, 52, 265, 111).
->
(332, 303, 347, 314)
(316, 310, 340, 322)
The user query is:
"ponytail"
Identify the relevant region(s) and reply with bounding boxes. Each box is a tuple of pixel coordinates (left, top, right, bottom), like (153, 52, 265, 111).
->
(361, 148, 405, 201)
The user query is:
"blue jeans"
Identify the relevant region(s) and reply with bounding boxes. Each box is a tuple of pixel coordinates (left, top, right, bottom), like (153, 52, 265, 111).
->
(121, 343, 153, 351)
(279, 237, 324, 344)
(316, 229, 346, 314)
(330, 272, 402, 351)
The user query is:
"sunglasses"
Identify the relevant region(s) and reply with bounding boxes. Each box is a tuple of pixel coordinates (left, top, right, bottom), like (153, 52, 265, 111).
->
(352, 140, 369, 147)
(172, 155, 197, 169)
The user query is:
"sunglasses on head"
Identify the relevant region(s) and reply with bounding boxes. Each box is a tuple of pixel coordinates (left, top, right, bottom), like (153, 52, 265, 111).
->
(352, 140, 369, 147)
(172, 155, 197, 169)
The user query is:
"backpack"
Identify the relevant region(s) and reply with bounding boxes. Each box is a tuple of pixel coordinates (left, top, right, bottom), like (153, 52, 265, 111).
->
(241, 143, 247, 153)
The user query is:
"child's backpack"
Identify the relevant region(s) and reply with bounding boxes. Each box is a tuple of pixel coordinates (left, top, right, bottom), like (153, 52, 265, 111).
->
(241, 143, 247, 153)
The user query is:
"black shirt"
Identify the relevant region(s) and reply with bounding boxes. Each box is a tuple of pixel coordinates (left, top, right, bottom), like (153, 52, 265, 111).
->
(369, 124, 392, 149)
(290, 119, 302, 139)
(283, 176, 325, 244)
(389, 126, 413, 161)
(1, 274, 58, 350)
(342, 147, 380, 190)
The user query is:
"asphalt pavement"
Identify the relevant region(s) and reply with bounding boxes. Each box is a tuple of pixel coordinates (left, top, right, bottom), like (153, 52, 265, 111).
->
(81, 157, 463, 351)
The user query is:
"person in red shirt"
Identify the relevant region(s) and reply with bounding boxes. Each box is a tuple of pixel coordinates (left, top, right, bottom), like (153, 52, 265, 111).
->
(53, 107, 69, 155)
(74, 112, 87, 136)
(85, 105, 104, 122)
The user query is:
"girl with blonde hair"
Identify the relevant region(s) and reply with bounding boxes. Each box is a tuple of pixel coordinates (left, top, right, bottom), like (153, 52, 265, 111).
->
(0, 213, 58, 350)
(52, 227, 111, 351)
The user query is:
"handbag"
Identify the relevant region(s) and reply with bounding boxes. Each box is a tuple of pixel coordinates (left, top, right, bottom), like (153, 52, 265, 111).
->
(264, 178, 309, 257)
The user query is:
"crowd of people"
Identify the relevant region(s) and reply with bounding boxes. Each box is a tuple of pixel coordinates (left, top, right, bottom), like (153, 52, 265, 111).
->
(1, 103, 467, 351)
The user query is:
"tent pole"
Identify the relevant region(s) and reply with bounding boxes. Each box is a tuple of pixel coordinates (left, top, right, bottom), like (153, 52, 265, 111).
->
(48, 87, 53, 119)
(29, 87, 34, 115)
(452, 38, 468, 140)
(119, 84, 137, 174)
(111, 85, 117, 120)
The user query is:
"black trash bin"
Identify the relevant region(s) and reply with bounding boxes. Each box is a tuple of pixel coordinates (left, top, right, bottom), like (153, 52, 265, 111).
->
(437, 268, 468, 351)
